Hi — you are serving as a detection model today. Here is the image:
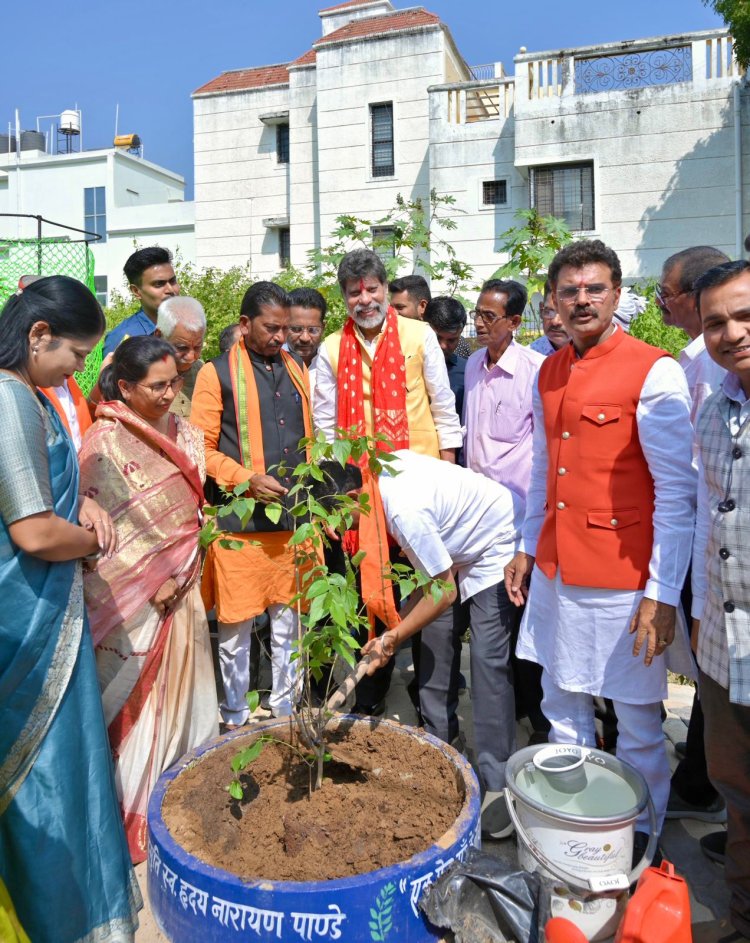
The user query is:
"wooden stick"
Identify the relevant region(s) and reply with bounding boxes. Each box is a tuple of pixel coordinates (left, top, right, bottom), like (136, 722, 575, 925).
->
(325, 653, 375, 712)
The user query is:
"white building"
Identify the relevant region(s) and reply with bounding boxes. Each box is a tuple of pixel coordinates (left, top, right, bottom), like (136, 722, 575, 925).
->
(0, 141, 195, 304)
(193, 0, 470, 277)
(193, 0, 747, 284)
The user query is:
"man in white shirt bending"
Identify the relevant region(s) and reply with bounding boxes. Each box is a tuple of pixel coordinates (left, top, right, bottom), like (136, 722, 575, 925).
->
(349, 450, 525, 840)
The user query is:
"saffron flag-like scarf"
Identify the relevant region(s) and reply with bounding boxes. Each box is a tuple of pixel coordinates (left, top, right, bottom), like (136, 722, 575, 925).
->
(337, 310, 405, 635)
(228, 338, 313, 473)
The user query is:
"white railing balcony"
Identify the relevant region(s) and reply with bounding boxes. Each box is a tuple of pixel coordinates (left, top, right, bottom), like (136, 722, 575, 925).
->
(431, 77, 516, 125)
(515, 28, 738, 104)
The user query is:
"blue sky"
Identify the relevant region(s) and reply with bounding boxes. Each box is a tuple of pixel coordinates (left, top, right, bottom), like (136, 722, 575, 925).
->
(2, 0, 724, 198)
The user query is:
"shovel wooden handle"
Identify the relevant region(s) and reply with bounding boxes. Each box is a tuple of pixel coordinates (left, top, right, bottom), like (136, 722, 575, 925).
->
(325, 653, 376, 712)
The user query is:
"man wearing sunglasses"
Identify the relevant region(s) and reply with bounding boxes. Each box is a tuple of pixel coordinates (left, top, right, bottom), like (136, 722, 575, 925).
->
(462, 279, 548, 834)
(505, 239, 697, 861)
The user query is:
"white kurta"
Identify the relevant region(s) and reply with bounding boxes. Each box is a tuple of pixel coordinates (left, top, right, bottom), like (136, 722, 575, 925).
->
(516, 355, 697, 703)
(378, 450, 524, 602)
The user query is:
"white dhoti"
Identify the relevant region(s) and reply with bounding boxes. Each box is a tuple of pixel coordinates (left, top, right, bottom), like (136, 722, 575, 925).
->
(517, 566, 694, 832)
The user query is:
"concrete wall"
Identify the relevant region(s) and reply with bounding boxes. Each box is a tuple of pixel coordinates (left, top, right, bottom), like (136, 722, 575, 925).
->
(429, 31, 747, 284)
(193, 83, 291, 274)
(314, 26, 446, 261)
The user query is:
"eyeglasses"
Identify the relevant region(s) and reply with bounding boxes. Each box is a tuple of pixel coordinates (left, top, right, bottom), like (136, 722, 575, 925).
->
(136, 376, 185, 396)
(288, 326, 323, 337)
(556, 285, 612, 304)
(655, 285, 691, 308)
(540, 307, 559, 321)
(470, 309, 511, 327)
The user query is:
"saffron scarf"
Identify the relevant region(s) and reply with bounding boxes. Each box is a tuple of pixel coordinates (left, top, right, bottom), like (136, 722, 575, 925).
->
(357, 468, 401, 635)
(335, 312, 404, 634)
(336, 307, 409, 456)
(228, 339, 313, 473)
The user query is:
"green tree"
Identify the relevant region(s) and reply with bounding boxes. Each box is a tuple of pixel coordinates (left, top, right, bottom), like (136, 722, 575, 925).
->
(490, 208, 572, 340)
(104, 191, 474, 358)
(309, 189, 474, 298)
(493, 208, 572, 300)
(703, 0, 750, 69)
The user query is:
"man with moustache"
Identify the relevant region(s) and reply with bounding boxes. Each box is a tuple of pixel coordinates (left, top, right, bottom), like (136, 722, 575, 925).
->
(505, 239, 696, 857)
(314, 249, 461, 461)
(190, 281, 312, 725)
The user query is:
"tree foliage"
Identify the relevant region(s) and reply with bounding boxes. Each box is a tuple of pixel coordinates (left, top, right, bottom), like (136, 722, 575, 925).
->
(493, 208, 573, 300)
(704, 0, 750, 69)
(104, 191, 474, 358)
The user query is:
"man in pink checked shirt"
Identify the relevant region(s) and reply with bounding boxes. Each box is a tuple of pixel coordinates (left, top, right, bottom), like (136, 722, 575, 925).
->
(463, 278, 549, 744)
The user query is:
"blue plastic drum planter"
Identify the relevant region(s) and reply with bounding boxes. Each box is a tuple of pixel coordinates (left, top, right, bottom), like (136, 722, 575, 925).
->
(147, 715, 481, 943)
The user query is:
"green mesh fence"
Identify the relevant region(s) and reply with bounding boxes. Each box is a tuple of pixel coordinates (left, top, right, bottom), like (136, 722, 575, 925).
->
(0, 236, 102, 394)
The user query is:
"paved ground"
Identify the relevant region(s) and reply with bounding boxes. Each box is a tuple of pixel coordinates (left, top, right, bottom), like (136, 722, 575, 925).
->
(135, 647, 730, 942)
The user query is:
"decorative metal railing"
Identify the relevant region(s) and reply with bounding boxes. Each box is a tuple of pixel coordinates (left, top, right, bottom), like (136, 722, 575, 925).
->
(433, 29, 738, 124)
(574, 45, 692, 94)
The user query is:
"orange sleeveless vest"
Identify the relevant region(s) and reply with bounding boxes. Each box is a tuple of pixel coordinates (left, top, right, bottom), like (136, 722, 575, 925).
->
(535, 329, 669, 590)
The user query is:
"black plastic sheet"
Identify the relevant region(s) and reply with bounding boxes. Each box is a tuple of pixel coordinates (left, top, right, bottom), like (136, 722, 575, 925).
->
(419, 849, 543, 943)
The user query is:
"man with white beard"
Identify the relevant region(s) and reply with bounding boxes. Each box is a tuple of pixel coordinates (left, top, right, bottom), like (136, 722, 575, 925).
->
(314, 248, 462, 462)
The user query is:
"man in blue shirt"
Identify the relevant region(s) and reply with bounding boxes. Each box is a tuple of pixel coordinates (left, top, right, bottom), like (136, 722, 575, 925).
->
(103, 246, 180, 355)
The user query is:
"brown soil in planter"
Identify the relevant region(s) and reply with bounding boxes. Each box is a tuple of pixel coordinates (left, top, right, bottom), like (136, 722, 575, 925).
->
(162, 719, 465, 882)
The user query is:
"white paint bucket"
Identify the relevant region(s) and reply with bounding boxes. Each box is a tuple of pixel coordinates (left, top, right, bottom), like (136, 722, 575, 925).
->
(505, 744, 657, 942)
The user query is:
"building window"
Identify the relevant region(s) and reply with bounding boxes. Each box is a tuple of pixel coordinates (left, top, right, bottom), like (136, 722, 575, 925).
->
(370, 103, 394, 178)
(482, 180, 508, 205)
(279, 227, 291, 268)
(93, 275, 108, 307)
(276, 124, 290, 164)
(530, 163, 594, 231)
(371, 226, 396, 260)
(84, 186, 106, 242)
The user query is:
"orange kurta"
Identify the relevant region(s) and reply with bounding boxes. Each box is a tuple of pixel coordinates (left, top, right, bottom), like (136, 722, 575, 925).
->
(190, 356, 312, 623)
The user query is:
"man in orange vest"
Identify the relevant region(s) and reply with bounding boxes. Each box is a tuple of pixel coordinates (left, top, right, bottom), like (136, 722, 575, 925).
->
(504, 240, 696, 856)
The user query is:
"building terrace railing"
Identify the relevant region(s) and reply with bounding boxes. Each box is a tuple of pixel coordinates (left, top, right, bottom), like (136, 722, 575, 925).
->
(432, 77, 516, 124)
(433, 29, 739, 125)
(518, 28, 737, 102)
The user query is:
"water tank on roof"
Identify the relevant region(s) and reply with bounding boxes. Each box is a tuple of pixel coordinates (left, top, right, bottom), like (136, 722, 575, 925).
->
(60, 110, 80, 134)
(0, 134, 16, 155)
(20, 130, 45, 151)
(114, 133, 141, 149)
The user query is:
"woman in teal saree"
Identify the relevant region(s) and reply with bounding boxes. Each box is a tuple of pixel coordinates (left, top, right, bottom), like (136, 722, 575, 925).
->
(0, 277, 140, 942)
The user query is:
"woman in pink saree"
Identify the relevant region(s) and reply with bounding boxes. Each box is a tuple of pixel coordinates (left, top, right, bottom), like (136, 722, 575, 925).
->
(79, 335, 218, 862)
